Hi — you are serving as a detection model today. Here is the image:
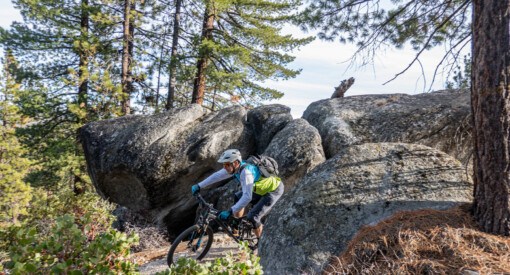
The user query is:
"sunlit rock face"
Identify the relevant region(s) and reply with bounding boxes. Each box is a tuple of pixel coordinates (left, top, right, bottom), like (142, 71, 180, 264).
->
(303, 90, 471, 165)
(260, 143, 472, 274)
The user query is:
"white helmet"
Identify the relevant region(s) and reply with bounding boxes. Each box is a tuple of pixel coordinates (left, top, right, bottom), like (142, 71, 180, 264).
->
(217, 149, 242, 163)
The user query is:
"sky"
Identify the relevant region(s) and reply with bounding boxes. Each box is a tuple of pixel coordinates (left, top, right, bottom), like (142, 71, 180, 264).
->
(0, 0, 464, 118)
(265, 31, 459, 117)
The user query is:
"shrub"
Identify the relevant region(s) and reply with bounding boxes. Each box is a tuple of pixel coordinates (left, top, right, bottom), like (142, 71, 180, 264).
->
(158, 243, 263, 275)
(25, 186, 116, 231)
(4, 214, 139, 274)
(1, 189, 140, 274)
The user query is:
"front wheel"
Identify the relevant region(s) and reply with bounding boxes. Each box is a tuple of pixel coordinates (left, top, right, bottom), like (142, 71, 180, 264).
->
(166, 224, 214, 267)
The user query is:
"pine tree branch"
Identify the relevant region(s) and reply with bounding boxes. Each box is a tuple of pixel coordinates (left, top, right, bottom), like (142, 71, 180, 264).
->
(429, 33, 471, 91)
(382, 0, 470, 85)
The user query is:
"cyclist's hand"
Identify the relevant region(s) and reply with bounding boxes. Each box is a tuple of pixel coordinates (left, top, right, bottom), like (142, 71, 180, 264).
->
(191, 184, 200, 195)
(219, 209, 232, 220)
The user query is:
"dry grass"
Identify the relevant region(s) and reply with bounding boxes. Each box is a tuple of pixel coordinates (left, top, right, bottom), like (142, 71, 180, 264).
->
(324, 204, 510, 274)
(130, 247, 169, 265)
(113, 206, 170, 253)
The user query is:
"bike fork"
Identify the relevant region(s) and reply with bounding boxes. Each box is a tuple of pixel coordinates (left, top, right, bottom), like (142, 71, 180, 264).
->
(188, 226, 208, 251)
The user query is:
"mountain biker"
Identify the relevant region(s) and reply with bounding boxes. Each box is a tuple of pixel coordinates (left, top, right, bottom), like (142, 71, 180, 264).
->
(191, 149, 284, 243)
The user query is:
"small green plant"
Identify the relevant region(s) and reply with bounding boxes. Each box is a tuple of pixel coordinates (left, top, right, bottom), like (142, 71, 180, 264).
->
(158, 242, 263, 275)
(3, 213, 139, 274)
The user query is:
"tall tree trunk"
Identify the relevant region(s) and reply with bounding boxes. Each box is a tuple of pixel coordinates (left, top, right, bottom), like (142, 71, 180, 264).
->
(73, 0, 90, 195)
(122, 0, 135, 115)
(155, 16, 171, 113)
(78, 0, 89, 122)
(155, 40, 164, 113)
(166, 0, 182, 110)
(155, 21, 167, 114)
(191, 2, 215, 105)
(472, 0, 510, 236)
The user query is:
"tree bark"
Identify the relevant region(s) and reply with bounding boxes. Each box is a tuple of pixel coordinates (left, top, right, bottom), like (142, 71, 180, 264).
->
(122, 0, 135, 115)
(78, 0, 89, 122)
(191, 2, 215, 105)
(166, 0, 182, 110)
(472, 0, 510, 236)
(73, 0, 90, 195)
(155, 20, 168, 113)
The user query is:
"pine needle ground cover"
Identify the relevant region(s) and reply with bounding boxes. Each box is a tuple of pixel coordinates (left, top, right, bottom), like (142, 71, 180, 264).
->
(326, 204, 510, 274)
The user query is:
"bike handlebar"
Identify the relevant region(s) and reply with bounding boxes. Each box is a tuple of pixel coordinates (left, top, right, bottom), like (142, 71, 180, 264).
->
(193, 193, 252, 233)
(194, 193, 217, 212)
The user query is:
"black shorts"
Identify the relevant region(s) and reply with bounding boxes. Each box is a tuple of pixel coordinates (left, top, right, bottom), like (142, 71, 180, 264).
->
(234, 182, 284, 228)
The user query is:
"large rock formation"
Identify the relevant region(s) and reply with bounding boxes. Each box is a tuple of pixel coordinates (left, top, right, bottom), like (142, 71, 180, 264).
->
(303, 90, 472, 164)
(247, 104, 293, 154)
(201, 118, 326, 212)
(264, 118, 326, 190)
(259, 143, 473, 274)
(80, 105, 254, 232)
(79, 104, 295, 233)
(79, 90, 475, 270)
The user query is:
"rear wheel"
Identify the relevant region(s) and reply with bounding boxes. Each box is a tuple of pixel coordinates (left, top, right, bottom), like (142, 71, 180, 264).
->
(167, 224, 214, 267)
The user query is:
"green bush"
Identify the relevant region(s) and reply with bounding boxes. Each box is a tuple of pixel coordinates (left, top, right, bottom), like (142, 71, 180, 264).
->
(25, 186, 116, 230)
(4, 214, 139, 274)
(158, 243, 263, 275)
(0, 189, 140, 274)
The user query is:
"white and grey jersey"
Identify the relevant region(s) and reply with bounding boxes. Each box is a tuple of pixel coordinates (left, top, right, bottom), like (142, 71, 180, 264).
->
(196, 167, 255, 213)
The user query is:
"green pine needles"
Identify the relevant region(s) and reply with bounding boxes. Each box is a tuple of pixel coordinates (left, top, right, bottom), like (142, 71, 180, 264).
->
(297, 0, 471, 88)
(195, 0, 313, 108)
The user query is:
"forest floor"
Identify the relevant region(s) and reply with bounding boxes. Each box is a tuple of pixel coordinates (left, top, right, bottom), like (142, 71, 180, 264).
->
(117, 206, 247, 274)
(131, 233, 239, 274)
(325, 204, 510, 274)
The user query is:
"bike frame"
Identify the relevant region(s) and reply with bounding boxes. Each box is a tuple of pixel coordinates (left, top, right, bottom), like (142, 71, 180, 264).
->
(195, 194, 248, 243)
(167, 193, 257, 265)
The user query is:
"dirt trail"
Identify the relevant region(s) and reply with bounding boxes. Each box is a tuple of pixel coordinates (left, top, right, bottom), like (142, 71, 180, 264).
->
(136, 233, 240, 275)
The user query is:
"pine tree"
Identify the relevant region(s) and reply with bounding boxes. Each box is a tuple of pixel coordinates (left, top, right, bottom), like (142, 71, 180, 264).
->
(0, 51, 32, 226)
(101, 0, 175, 114)
(190, 0, 312, 109)
(471, 0, 510, 236)
(165, 0, 182, 110)
(0, 0, 119, 190)
(121, 0, 136, 115)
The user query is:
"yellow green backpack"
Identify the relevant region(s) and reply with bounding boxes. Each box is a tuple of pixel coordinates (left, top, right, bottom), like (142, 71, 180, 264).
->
(246, 155, 281, 195)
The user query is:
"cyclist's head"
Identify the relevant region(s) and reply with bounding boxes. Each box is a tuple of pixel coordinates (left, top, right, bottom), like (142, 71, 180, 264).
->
(218, 149, 242, 174)
(218, 149, 242, 163)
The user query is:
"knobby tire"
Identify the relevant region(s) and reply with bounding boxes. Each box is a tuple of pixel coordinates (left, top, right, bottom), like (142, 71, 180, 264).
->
(166, 224, 214, 267)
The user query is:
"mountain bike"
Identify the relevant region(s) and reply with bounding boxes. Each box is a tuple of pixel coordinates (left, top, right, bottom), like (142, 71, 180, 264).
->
(166, 193, 258, 267)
